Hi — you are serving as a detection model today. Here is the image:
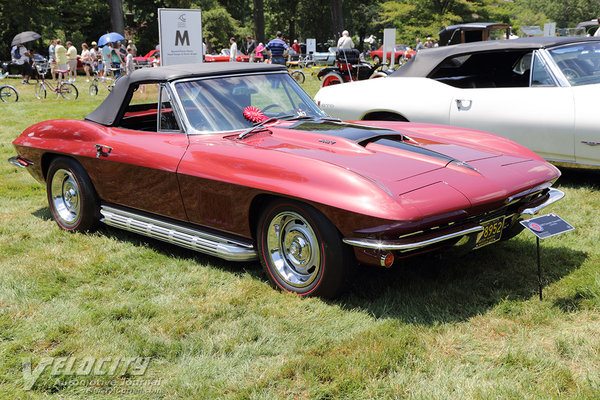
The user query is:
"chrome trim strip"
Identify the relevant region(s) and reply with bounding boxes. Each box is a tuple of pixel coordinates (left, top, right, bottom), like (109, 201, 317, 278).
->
(343, 226, 484, 251)
(506, 182, 551, 204)
(520, 188, 564, 215)
(549, 160, 600, 170)
(8, 156, 26, 168)
(100, 205, 257, 262)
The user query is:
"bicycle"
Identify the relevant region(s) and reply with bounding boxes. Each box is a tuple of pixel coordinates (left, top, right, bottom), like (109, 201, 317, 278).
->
(35, 68, 78, 100)
(0, 85, 18, 102)
(89, 66, 124, 96)
(288, 68, 305, 84)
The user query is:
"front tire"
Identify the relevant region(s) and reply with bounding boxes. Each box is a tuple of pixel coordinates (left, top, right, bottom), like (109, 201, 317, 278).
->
(35, 82, 46, 99)
(290, 70, 305, 84)
(47, 157, 99, 232)
(0, 85, 18, 102)
(89, 83, 98, 96)
(256, 199, 355, 298)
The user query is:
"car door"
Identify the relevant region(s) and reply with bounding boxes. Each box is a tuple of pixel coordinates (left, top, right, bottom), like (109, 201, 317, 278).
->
(85, 83, 189, 220)
(572, 84, 600, 167)
(449, 51, 575, 163)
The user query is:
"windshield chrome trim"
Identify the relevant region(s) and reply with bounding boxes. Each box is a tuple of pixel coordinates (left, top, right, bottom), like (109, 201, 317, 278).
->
(168, 71, 317, 136)
(536, 48, 570, 87)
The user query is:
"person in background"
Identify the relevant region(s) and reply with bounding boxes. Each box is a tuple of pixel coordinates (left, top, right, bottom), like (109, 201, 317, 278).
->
(126, 40, 137, 56)
(101, 43, 112, 78)
(424, 37, 433, 48)
(111, 42, 124, 76)
(255, 42, 266, 63)
(48, 39, 57, 80)
(337, 30, 354, 49)
(54, 40, 67, 81)
(11, 42, 33, 84)
(292, 39, 301, 54)
(66, 41, 77, 82)
(229, 37, 237, 62)
(265, 31, 289, 65)
(246, 36, 257, 62)
(80, 43, 92, 82)
(594, 18, 600, 37)
(90, 41, 99, 75)
(415, 38, 424, 51)
(125, 47, 135, 75)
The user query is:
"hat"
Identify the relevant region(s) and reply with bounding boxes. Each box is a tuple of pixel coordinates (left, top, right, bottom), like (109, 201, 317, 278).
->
(427, 37, 431, 40)
(91, 41, 97, 45)
(128, 40, 133, 44)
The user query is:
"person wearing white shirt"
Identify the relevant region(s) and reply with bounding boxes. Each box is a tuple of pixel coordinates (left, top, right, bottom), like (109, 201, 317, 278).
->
(11, 43, 32, 84)
(229, 37, 237, 62)
(337, 30, 354, 49)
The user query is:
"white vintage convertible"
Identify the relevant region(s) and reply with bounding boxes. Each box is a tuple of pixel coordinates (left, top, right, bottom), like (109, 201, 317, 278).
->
(314, 37, 600, 168)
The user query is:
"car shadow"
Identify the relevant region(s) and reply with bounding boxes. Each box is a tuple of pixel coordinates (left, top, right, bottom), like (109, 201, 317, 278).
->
(32, 207, 587, 325)
(555, 167, 600, 190)
(337, 239, 587, 325)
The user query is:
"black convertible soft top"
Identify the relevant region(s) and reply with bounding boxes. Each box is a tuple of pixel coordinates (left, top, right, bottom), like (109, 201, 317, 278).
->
(391, 36, 600, 78)
(85, 63, 286, 126)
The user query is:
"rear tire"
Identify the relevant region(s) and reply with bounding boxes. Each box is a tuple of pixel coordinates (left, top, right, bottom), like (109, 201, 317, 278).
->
(47, 157, 99, 232)
(256, 199, 355, 298)
(321, 72, 344, 88)
(59, 82, 78, 100)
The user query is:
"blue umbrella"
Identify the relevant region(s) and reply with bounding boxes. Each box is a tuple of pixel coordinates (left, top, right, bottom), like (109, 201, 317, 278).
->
(98, 32, 125, 47)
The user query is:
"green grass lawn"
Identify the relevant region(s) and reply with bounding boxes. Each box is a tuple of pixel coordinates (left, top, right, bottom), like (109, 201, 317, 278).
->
(1, 75, 600, 399)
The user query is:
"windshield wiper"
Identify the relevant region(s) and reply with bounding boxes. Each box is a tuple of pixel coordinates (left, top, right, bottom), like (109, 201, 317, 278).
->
(237, 115, 293, 140)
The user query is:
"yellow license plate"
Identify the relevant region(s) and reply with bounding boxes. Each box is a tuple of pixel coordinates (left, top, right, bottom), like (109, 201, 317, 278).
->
(474, 216, 505, 249)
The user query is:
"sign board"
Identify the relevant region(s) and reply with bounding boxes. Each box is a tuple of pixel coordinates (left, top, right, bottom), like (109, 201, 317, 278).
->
(382, 28, 396, 68)
(306, 38, 316, 55)
(520, 213, 574, 239)
(544, 22, 556, 37)
(158, 8, 203, 66)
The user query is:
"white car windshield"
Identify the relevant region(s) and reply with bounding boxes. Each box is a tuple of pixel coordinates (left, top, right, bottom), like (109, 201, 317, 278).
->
(549, 42, 600, 86)
(175, 73, 327, 133)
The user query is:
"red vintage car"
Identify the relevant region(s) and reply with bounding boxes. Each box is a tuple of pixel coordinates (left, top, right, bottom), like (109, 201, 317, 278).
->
(370, 44, 416, 65)
(134, 49, 160, 67)
(205, 49, 263, 63)
(9, 63, 563, 298)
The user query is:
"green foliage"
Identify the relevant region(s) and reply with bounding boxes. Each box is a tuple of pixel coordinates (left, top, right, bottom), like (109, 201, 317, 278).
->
(202, 6, 242, 52)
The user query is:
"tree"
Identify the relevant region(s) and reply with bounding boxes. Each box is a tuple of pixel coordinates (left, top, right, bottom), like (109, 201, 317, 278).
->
(109, 0, 125, 34)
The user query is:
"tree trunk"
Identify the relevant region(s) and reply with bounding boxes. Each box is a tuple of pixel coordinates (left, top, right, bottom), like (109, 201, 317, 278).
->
(330, 0, 343, 40)
(253, 0, 265, 44)
(109, 0, 125, 35)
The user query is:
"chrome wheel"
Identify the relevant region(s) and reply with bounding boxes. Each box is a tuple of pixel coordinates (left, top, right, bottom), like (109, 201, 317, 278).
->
(266, 211, 321, 288)
(50, 169, 81, 225)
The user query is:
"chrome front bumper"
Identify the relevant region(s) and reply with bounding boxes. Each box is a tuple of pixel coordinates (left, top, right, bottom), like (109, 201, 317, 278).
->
(343, 188, 565, 252)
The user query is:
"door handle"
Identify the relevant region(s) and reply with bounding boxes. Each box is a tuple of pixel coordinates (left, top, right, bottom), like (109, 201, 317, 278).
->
(581, 141, 600, 146)
(95, 144, 112, 158)
(456, 99, 472, 111)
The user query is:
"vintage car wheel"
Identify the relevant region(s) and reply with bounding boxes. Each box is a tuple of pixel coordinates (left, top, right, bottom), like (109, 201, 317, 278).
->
(47, 157, 99, 232)
(370, 71, 388, 79)
(257, 200, 354, 298)
(321, 72, 344, 88)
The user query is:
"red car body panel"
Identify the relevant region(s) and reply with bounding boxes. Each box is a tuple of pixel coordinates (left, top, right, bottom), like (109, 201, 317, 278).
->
(12, 118, 560, 246)
(370, 45, 416, 62)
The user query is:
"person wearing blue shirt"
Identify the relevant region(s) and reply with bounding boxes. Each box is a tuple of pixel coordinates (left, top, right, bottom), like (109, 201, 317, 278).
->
(265, 31, 290, 66)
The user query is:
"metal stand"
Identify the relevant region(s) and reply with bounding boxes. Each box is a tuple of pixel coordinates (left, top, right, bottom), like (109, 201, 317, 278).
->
(536, 237, 543, 300)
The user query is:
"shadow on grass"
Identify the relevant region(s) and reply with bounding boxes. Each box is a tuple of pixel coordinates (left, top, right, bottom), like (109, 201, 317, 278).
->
(338, 238, 587, 324)
(33, 206, 587, 325)
(555, 167, 600, 190)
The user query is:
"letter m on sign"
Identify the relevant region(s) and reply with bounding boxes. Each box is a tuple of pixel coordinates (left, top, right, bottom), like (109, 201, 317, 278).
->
(175, 31, 190, 46)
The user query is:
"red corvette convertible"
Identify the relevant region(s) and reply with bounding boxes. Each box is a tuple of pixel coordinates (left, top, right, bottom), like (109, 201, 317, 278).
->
(9, 63, 563, 298)
(370, 44, 416, 65)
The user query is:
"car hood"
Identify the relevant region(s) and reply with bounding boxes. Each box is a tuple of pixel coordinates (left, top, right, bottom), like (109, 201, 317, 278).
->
(237, 120, 559, 209)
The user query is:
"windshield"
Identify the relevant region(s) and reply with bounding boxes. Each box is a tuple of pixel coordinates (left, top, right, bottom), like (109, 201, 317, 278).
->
(174, 73, 327, 133)
(549, 42, 600, 86)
